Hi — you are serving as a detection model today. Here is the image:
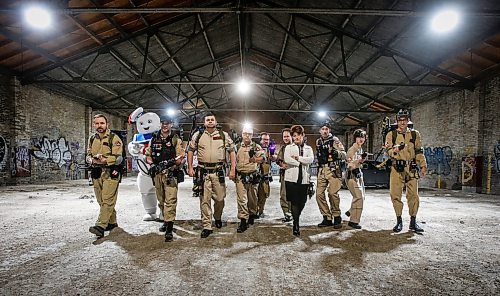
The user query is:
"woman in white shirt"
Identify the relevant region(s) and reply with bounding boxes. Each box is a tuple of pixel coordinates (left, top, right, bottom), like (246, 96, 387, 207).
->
(284, 125, 314, 236)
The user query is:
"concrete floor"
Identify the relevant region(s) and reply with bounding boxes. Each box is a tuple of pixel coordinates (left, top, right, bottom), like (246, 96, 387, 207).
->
(0, 176, 499, 295)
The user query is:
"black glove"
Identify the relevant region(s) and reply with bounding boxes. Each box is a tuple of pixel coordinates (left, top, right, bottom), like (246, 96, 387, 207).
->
(331, 149, 339, 160)
(249, 148, 256, 158)
(148, 164, 158, 177)
(158, 158, 176, 171)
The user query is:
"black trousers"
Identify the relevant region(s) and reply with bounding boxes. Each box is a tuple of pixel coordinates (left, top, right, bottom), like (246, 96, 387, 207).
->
(285, 181, 308, 225)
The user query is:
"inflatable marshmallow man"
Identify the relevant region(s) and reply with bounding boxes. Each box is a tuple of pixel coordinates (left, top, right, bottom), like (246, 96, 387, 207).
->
(128, 107, 161, 221)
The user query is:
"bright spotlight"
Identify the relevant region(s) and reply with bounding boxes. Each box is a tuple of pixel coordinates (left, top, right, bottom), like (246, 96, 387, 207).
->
(243, 122, 252, 129)
(242, 122, 253, 134)
(431, 9, 460, 33)
(237, 79, 251, 95)
(318, 111, 327, 118)
(167, 108, 176, 116)
(24, 6, 52, 30)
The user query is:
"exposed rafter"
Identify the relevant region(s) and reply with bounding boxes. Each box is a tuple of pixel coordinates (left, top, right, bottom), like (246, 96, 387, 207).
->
(2, 7, 499, 17)
(31, 80, 464, 88)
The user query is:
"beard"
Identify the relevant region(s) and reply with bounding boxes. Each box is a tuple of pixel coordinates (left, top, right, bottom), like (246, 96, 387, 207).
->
(96, 127, 106, 133)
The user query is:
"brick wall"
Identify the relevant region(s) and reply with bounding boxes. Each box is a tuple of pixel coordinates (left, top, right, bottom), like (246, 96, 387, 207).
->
(0, 76, 15, 184)
(0, 76, 128, 185)
(368, 75, 500, 194)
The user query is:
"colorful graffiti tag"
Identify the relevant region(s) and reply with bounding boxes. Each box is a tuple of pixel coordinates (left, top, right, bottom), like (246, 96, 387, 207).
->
(14, 146, 31, 177)
(424, 146, 453, 175)
(462, 156, 476, 186)
(0, 135, 6, 172)
(494, 142, 500, 173)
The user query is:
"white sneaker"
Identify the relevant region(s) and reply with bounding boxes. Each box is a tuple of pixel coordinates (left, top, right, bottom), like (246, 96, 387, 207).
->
(143, 213, 157, 221)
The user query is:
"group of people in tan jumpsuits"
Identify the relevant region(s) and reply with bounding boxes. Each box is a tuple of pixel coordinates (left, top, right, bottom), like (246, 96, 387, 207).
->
(87, 109, 427, 240)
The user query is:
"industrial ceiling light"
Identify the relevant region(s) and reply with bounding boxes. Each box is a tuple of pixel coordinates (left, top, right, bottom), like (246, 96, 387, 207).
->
(167, 108, 176, 116)
(431, 9, 460, 33)
(24, 5, 52, 29)
(243, 122, 253, 130)
(318, 111, 327, 118)
(237, 79, 251, 95)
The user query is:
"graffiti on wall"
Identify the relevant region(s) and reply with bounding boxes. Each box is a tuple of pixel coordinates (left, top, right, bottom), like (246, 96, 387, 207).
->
(462, 156, 476, 186)
(494, 142, 500, 173)
(0, 135, 6, 172)
(31, 136, 72, 167)
(65, 141, 85, 180)
(13, 146, 31, 177)
(424, 146, 453, 175)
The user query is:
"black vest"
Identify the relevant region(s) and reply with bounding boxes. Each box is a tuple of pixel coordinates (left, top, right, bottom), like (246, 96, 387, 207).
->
(316, 135, 334, 165)
(151, 132, 177, 163)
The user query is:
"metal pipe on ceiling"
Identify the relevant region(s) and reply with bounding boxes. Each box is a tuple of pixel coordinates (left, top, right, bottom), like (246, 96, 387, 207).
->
(31, 80, 464, 88)
(94, 108, 390, 114)
(1, 8, 499, 17)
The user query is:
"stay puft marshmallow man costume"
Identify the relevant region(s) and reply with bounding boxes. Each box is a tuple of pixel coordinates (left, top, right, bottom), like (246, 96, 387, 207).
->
(128, 107, 161, 221)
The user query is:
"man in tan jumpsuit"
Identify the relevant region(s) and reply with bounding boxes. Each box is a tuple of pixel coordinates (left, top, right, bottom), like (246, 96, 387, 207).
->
(235, 126, 265, 232)
(145, 115, 185, 242)
(385, 109, 427, 233)
(345, 129, 367, 229)
(188, 114, 236, 238)
(87, 114, 123, 239)
(257, 132, 272, 218)
(315, 121, 347, 229)
(273, 128, 292, 222)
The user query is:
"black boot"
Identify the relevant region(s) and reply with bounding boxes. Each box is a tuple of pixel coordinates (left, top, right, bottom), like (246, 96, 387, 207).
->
(165, 222, 174, 242)
(200, 229, 213, 238)
(248, 215, 257, 225)
(237, 219, 248, 233)
(393, 216, 403, 233)
(159, 222, 167, 232)
(317, 216, 333, 227)
(105, 223, 118, 231)
(348, 222, 362, 229)
(292, 221, 300, 236)
(89, 226, 105, 238)
(333, 216, 342, 229)
(215, 220, 223, 229)
(409, 216, 424, 233)
(345, 210, 351, 217)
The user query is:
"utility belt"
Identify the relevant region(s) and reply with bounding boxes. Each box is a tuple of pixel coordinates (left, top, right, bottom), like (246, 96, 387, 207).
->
(346, 168, 362, 180)
(198, 161, 224, 168)
(319, 161, 344, 178)
(392, 159, 419, 173)
(237, 170, 261, 185)
(90, 165, 121, 180)
(162, 169, 185, 185)
(260, 173, 273, 182)
(196, 165, 226, 184)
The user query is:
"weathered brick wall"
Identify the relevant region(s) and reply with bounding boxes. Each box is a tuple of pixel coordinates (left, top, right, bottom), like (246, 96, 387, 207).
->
(0, 75, 15, 184)
(368, 75, 500, 194)
(15, 84, 87, 183)
(0, 76, 128, 185)
(478, 77, 500, 195)
(367, 118, 387, 161)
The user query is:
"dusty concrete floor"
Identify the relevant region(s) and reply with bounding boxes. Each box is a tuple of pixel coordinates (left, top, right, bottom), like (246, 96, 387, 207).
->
(0, 176, 499, 295)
